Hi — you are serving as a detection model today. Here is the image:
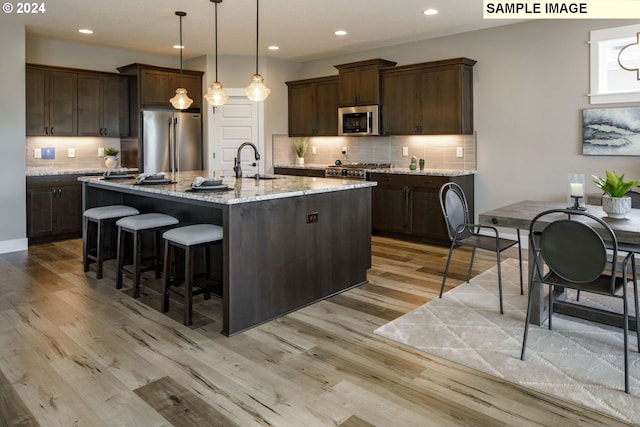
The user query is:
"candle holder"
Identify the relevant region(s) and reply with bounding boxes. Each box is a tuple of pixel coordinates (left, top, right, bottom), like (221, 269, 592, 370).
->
(567, 173, 586, 210)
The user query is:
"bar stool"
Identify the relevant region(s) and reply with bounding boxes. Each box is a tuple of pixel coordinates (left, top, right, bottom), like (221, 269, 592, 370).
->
(83, 205, 140, 279)
(116, 213, 179, 298)
(161, 224, 223, 326)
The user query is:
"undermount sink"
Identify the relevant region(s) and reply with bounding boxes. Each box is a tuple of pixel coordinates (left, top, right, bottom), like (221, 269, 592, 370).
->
(243, 174, 280, 180)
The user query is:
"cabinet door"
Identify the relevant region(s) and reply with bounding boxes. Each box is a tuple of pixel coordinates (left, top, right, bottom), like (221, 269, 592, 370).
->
(48, 71, 77, 136)
(355, 65, 381, 106)
(26, 67, 49, 136)
(77, 74, 103, 136)
(314, 79, 339, 136)
(419, 66, 465, 134)
(407, 176, 450, 241)
(175, 73, 202, 109)
(338, 68, 359, 106)
(370, 174, 407, 233)
(381, 71, 419, 135)
(102, 76, 123, 137)
(140, 69, 172, 106)
(56, 182, 83, 235)
(288, 82, 316, 136)
(27, 185, 55, 238)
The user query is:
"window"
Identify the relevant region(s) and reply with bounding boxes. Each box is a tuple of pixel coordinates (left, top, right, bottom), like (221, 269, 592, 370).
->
(589, 24, 640, 104)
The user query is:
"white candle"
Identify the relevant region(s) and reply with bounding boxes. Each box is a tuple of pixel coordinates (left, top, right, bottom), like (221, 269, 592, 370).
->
(570, 182, 584, 197)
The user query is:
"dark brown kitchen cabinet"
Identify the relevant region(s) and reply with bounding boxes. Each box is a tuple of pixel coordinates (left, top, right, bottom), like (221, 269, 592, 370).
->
(381, 57, 476, 135)
(273, 167, 326, 177)
(26, 66, 77, 136)
(137, 68, 203, 109)
(368, 172, 474, 244)
(78, 73, 129, 137)
(335, 59, 396, 107)
(286, 75, 339, 136)
(26, 175, 84, 244)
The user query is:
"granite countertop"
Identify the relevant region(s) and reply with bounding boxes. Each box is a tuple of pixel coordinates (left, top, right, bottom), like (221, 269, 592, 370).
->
(26, 167, 138, 176)
(273, 164, 476, 176)
(78, 170, 376, 205)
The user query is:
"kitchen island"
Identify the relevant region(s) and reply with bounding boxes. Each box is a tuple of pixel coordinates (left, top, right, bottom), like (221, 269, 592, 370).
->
(79, 171, 376, 335)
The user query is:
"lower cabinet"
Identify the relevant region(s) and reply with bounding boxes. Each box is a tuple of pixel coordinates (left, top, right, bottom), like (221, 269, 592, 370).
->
(368, 172, 474, 243)
(273, 167, 326, 177)
(27, 175, 84, 244)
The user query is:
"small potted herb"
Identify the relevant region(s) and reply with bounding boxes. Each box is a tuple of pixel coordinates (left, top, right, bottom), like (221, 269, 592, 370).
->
(104, 147, 120, 170)
(592, 171, 640, 218)
(293, 137, 308, 165)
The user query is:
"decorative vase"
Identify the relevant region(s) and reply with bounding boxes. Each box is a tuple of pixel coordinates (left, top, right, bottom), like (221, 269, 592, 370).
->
(105, 156, 119, 170)
(297, 156, 304, 166)
(602, 195, 631, 219)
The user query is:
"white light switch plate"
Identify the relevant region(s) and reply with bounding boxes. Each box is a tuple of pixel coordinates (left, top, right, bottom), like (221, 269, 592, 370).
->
(402, 147, 409, 157)
(98, 147, 104, 157)
(34, 148, 42, 159)
(68, 148, 76, 158)
(456, 147, 464, 158)
(311, 146, 317, 155)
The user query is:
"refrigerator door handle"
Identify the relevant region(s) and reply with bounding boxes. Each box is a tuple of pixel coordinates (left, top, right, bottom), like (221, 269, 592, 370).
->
(173, 117, 179, 172)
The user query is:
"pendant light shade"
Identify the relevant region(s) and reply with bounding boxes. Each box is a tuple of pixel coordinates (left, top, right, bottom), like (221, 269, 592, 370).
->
(170, 11, 193, 110)
(204, 0, 229, 107)
(245, 0, 270, 102)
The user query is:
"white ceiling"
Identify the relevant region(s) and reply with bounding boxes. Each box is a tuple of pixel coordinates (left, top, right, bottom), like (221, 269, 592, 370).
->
(19, 0, 522, 62)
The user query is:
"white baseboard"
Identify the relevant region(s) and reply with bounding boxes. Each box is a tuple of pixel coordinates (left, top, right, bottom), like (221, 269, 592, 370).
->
(0, 238, 28, 254)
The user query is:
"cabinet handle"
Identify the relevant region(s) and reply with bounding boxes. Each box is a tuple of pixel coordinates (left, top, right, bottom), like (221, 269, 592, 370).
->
(50, 127, 54, 135)
(103, 128, 107, 136)
(99, 128, 103, 136)
(45, 126, 49, 135)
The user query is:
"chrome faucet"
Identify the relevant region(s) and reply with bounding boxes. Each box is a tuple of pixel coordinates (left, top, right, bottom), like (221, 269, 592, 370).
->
(233, 141, 261, 178)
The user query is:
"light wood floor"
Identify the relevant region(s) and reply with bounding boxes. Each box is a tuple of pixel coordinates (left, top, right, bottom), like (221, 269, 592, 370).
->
(0, 236, 628, 426)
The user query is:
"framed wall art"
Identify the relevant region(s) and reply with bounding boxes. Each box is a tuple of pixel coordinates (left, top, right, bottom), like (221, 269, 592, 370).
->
(582, 106, 640, 156)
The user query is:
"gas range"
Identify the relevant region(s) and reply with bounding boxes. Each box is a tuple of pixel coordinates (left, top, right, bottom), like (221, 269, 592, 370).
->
(324, 162, 392, 179)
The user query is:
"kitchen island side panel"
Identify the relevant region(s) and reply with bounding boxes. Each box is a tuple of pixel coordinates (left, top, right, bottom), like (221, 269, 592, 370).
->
(224, 187, 371, 335)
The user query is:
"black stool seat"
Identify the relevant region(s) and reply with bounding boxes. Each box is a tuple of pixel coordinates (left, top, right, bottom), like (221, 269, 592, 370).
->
(162, 224, 223, 326)
(83, 205, 139, 279)
(116, 213, 179, 297)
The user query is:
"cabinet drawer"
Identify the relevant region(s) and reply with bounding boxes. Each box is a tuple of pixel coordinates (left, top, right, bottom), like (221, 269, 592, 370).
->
(405, 175, 449, 190)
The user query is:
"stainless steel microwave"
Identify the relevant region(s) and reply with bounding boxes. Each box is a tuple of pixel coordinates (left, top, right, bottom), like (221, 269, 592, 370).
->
(338, 105, 380, 136)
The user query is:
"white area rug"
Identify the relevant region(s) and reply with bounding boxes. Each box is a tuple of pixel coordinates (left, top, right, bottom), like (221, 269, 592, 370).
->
(374, 259, 640, 424)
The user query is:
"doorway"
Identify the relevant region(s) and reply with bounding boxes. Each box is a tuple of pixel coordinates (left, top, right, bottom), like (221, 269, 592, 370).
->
(209, 88, 264, 176)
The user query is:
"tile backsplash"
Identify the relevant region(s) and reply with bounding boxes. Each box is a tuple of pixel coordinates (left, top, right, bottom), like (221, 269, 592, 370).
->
(26, 136, 121, 170)
(273, 133, 477, 170)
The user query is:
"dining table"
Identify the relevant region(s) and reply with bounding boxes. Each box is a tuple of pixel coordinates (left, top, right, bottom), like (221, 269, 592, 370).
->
(479, 200, 640, 329)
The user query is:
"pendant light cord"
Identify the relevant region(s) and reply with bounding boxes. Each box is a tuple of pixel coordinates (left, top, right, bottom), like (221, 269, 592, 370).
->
(255, 0, 259, 75)
(215, 0, 219, 81)
(179, 13, 184, 87)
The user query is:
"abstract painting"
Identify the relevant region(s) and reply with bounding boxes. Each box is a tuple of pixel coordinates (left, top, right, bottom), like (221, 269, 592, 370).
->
(583, 106, 640, 155)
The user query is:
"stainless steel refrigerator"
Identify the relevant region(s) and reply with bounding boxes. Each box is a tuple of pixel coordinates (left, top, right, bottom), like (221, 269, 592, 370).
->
(141, 110, 202, 173)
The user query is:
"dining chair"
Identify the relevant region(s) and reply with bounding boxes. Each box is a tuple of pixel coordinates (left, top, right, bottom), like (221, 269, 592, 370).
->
(438, 182, 523, 314)
(521, 208, 639, 393)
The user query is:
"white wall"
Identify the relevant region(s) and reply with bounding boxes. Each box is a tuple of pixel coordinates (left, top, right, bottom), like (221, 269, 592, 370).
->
(296, 19, 640, 217)
(0, 20, 27, 253)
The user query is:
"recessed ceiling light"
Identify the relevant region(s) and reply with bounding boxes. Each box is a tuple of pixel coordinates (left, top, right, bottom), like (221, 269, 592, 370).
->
(423, 9, 438, 16)
(78, 28, 93, 34)
(173, 44, 184, 49)
(268, 45, 279, 51)
(335, 30, 347, 36)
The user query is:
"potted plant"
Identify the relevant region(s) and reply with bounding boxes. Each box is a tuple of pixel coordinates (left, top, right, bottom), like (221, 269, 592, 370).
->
(293, 137, 308, 165)
(104, 147, 120, 170)
(592, 171, 640, 218)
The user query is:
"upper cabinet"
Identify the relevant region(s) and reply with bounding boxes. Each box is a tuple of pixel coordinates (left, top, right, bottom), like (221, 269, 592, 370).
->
(26, 66, 77, 136)
(118, 64, 203, 110)
(26, 64, 131, 137)
(335, 59, 396, 106)
(78, 73, 130, 137)
(286, 76, 339, 137)
(381, 58, 476, 135)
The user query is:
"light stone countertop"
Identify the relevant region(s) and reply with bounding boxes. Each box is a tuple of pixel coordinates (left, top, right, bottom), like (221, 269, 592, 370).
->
(78, 170, 376, 205)
(274, 164, 476, 176)
(27, 167, 138, 176)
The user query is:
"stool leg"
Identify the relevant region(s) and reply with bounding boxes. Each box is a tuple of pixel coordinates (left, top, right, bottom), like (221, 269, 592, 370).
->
(162, 240, 172, 313)
(83, 216, 90, 272)
(116, 227, 125, 289)
(185, 245, 193, 326)
(154, 230, 162, 280)
(204, 245, 211, 300)
(96, 219, 105, 279)
(133, 230, 142, 298)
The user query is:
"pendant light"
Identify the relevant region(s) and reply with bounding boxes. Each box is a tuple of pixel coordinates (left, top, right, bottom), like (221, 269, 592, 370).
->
(244, 0, 270, 102)
(204, 0, 229, 107)
(169, 11, 194, 110)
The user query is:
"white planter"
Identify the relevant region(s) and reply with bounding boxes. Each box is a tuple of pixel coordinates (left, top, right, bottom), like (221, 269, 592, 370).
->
(296, 156, 304, 165)
(602, 195, 631, 219)
(105, 156, 119, 170)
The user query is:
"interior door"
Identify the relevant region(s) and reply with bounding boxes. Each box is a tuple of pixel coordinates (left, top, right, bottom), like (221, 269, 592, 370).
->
(210, 90, 261, 177)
